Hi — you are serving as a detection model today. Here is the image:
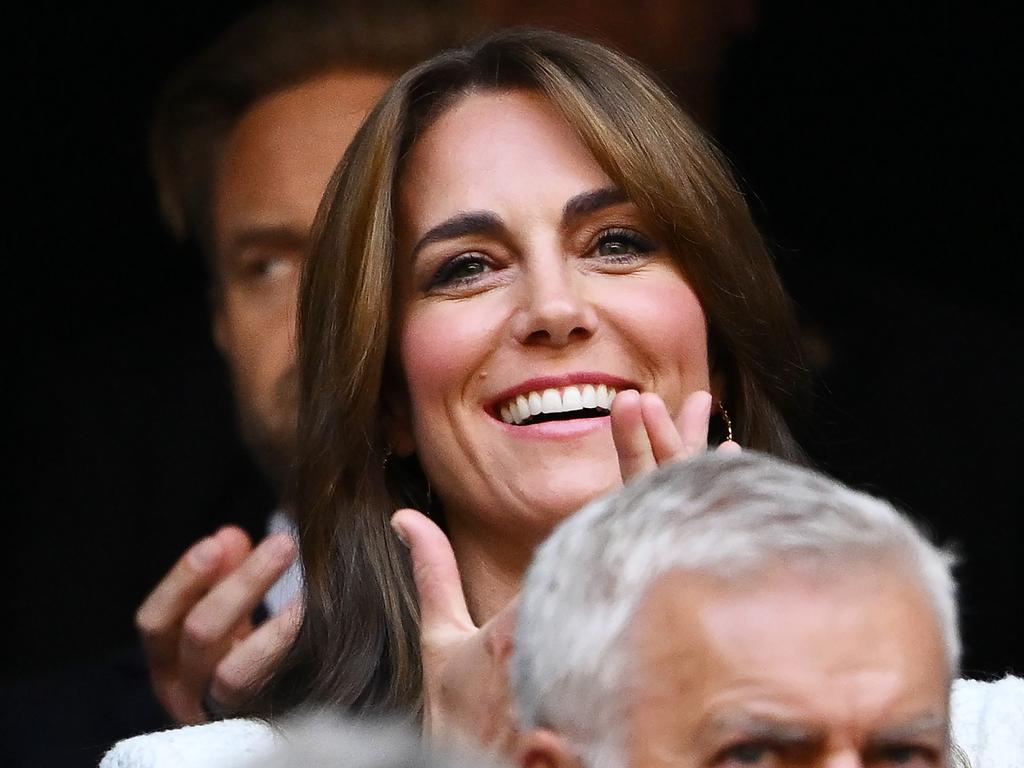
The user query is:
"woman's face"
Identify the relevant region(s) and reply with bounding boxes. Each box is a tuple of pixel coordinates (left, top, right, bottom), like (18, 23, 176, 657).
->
(392, 89, 711, 538)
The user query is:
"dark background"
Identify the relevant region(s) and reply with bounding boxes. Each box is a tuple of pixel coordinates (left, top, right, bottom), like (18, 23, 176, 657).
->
(7, 0, 1020, 706)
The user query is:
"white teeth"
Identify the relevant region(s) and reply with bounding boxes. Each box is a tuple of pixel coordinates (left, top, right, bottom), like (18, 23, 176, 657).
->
(562, 386, 583, 411)
(528, 391, 543, 416)
(516, 394, 530, 422)
(500, 383, 622, 425)
(581, 384, 597, 409)
(541, 388, 562, 413)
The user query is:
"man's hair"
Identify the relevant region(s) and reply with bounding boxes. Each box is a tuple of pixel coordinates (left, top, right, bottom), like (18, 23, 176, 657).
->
(512, 451, 959, 767)
(150, 0, 477, 262)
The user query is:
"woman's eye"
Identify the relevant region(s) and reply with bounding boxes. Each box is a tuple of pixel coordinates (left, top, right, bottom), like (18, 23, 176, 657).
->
(593, 228, 656, 262)
(428, 252, 491, 288)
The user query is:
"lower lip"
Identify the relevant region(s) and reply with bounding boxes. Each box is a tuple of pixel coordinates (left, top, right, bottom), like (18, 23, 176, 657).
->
(494, 415, 611, 439)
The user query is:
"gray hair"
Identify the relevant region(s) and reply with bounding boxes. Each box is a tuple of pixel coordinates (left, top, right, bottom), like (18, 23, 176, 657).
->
(512, 452, 959, 767)
(248, 710, 506, 768)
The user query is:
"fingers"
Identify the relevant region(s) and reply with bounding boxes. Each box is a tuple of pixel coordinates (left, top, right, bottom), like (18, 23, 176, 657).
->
(208, 598, 303, 709)
(672, 390, 713, 459)
(611, 389, 657, 482)
(178, 532, 297, 695)
(638, 392, 686, 463)
(390, 509, 476, 638)
(135, 527, 253, 672)
(613, 389, 720, 483)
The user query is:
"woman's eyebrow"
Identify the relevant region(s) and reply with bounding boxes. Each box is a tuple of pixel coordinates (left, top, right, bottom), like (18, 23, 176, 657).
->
(561, 185, 628, 222)
(410, 211, 505, 260)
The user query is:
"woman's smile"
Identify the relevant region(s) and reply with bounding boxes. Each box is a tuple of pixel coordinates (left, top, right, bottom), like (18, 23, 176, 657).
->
(391, 88, 712, 542)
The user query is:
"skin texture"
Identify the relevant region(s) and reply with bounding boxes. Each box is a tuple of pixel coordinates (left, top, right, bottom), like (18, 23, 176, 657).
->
(392, 89, 714, 622)
(136, 71, 391, 725)
(520, 564, 951, 768)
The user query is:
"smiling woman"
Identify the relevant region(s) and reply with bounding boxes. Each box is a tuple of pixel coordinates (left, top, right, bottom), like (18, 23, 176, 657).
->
(254, 28, 809, 719)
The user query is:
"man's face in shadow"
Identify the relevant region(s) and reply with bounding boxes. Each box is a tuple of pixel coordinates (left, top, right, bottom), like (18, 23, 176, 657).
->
(210, 71, 391, 494)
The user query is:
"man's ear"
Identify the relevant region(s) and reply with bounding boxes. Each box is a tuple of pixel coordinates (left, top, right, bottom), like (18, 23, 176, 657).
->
(381, 376, 417, 457)
(517, 728, 584, 768)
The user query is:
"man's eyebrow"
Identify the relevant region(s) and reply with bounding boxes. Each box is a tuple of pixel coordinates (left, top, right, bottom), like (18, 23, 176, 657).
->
(868, 711, 948, 744)
(698, 713, 823, 750)
(561, 185, 629, 221)
(410, 211, 506, 261)
(226, 225, 308, 253)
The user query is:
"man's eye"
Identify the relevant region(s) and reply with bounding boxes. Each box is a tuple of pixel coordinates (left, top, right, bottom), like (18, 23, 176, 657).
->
(428, 252, 491, 288)
(718, 742, 774, 768)
(255, 257, 296, 279)
(872, 745, 938, 768)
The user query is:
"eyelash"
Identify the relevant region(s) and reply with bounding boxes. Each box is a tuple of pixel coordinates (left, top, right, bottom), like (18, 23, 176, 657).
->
(591, 227, 656, 263)
(424, 227, 657, 290)
(427, 251, 492, 289)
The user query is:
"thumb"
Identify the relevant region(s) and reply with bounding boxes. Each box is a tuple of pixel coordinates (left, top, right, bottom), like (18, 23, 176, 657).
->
(391, 508, 477, 636)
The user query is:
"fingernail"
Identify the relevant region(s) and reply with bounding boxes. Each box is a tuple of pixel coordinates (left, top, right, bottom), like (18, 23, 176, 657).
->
(390, 519, 410, 550)
(189, 537, 220, 571)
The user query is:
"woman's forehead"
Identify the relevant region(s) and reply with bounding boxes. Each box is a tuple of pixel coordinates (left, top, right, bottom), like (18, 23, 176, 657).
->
(397, 90, 614, 232)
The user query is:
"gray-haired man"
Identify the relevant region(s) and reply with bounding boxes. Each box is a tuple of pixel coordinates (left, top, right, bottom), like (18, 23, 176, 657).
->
(512, 453, 1020, 768)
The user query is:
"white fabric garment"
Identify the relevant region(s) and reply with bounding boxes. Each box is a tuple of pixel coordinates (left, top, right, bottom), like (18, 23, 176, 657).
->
(951, 675, 1024, 768)
(99, 718, 281, 768)
(100, 676, 1023, 768)
(263, 510, 302, 616)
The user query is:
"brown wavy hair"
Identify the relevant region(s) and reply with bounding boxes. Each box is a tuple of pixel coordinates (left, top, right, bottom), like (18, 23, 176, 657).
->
(254, 27, 809, 717)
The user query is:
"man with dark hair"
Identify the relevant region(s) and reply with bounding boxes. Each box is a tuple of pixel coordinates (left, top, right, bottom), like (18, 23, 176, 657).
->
(135, 0, 475, 726)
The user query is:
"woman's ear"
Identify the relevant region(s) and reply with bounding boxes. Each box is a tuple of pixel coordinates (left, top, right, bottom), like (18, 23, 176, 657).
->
(516, 728, 584, 768)
(382, 377, 417, 457)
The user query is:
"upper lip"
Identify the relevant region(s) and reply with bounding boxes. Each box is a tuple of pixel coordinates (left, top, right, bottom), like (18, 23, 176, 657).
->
(486, 372, 640, 416)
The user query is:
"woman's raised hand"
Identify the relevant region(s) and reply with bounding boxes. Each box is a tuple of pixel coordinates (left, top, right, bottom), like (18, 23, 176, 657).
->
(389, 508, 521, 759)
(611, 389, 740, 484)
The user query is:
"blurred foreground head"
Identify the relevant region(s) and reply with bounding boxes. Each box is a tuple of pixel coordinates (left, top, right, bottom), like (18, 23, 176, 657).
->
(246, 711, 506, 768)
(149, 0, 472, 494)
(514, 452, 959, 768)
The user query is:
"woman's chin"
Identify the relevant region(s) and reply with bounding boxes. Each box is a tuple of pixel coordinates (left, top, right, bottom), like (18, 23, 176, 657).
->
(514, 471, 623, 529)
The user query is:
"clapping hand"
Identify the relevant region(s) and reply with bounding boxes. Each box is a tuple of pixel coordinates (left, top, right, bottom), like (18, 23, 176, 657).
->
(611, 389, 739, 483)
(135, 526, 301, 724)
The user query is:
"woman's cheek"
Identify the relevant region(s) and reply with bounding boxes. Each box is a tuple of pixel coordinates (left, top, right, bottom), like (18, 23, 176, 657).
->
(399, 303, 493, 420)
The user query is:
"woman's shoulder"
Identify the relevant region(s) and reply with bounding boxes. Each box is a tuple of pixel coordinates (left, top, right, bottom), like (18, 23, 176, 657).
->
(99, 717, 280, 768)
(951, 674, 1023, 768)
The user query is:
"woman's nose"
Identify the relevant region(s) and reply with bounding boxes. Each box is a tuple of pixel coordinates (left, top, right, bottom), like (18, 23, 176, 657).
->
(511, 263, 597, 347)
